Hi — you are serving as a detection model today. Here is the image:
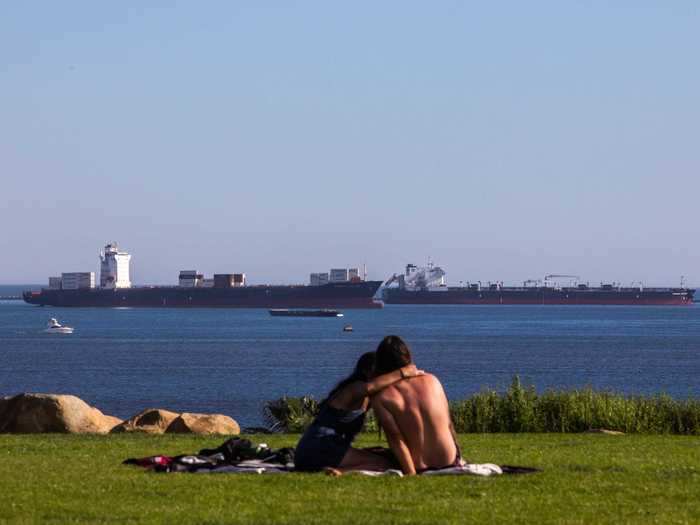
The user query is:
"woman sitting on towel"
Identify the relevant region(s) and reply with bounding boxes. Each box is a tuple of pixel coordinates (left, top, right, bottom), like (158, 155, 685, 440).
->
(294, 352, 422, 473)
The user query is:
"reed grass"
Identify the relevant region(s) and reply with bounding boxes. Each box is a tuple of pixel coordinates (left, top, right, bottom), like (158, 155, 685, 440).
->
(265, 377, 700, 434)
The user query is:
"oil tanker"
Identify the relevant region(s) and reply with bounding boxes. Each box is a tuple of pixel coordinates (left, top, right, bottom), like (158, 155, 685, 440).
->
(382, 263, 694, 306)
(23, 243, 383, 309)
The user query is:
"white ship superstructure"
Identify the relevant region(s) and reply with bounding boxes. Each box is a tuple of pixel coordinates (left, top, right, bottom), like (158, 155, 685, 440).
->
(385, 262, 447, 291)
(99, 242, 131, 289)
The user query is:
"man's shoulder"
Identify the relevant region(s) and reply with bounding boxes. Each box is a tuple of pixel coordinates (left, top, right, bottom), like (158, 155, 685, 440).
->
(373, 372, 442, 402)
(373, 383, 401, 403)
(372, 378, 412, 410)
(411, 372, 442, 388)
(390, 373, 445, 403)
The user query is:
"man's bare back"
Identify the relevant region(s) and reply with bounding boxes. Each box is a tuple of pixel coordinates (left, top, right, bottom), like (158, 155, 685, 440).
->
(371, 373, 458, 475)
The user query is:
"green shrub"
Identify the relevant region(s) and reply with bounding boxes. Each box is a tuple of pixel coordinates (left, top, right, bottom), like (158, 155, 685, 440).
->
(263, 395, 380, 434)
(262, 395, 318, 433)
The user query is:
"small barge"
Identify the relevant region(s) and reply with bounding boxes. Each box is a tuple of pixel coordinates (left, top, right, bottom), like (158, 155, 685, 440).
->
(269, 309, 344, 317)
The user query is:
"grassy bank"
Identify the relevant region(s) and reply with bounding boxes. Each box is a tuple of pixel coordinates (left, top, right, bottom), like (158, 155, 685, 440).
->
(265, 379, 700, 434)
(1, 433, 698, 524)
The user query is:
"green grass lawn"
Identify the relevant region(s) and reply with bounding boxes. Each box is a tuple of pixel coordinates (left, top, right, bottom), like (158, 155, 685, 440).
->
(1, 433, 698, 524)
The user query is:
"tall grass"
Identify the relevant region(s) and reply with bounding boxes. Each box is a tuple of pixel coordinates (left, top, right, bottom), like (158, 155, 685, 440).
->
(264, 377, 700, 434)
(450, 377, 700, 434)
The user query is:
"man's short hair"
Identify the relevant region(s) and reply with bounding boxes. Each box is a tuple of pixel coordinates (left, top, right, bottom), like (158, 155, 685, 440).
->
(375, 335, 412, 375)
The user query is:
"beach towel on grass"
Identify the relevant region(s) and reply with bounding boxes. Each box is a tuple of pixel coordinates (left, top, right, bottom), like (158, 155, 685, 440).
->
(123, 437, 539, 477)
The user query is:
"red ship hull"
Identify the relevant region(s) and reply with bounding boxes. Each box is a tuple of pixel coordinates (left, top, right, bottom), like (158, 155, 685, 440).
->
(383, 288, 694, 306)
(24, 281, 384, 309)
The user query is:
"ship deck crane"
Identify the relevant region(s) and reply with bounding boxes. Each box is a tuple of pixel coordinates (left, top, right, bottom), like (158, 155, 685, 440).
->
(384, 274, 400, 287)
(543, 274, 580, 288)
(544, 274, 581, 281)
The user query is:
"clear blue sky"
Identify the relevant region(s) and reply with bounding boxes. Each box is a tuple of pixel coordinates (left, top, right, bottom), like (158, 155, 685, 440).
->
(2, 2, 698, 286)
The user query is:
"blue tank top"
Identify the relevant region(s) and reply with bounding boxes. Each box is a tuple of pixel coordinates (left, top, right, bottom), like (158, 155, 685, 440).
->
(294, 403, 367, 470)
(305, 403, 366, 443)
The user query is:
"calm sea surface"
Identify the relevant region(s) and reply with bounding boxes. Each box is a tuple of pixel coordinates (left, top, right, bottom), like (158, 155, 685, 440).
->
(1, 289, 699, 427)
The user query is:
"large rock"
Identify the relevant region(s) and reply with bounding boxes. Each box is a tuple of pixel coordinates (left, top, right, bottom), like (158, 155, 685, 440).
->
(0, 393, 122, 434)
(111, 408, 180, 434)
(166, 412, 240, 435)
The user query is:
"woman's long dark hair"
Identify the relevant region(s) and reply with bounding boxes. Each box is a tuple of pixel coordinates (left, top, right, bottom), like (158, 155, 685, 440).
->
(320, 352, 376, 407)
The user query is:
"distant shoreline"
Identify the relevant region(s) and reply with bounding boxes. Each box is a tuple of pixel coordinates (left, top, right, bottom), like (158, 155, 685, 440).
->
(0, 285, 37, 301)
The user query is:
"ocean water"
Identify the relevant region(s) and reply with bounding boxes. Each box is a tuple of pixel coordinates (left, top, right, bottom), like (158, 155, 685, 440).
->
(1, 294, 699, 427)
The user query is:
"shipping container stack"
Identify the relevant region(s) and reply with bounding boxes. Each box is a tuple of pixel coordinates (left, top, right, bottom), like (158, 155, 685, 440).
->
(179, 270, 203, 287)
(213, 274, 235, 288)
(61, 272, 95, 290)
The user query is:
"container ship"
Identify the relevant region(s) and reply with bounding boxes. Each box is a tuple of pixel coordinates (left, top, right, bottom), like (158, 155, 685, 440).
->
(23, 243, 383, 309)
(382, 263, 694, 306)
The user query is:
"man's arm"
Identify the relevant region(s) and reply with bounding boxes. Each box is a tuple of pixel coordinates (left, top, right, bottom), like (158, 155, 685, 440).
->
(364, 365, 423, 396)
(344, 365, 423, 403)
(371, 397, 416, 476)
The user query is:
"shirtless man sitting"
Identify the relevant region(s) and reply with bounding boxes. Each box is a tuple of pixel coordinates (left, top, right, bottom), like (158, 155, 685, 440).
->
(371, 335, 461, 476)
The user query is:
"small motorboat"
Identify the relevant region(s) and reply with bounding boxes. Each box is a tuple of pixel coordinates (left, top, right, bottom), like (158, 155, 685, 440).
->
(343, 325, 353, 332)
(44, 318, 74, 334)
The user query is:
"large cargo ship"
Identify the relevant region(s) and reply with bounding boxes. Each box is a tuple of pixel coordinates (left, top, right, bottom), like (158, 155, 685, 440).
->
(382, 263, 694, 306)
(23, 243, 383, 309)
